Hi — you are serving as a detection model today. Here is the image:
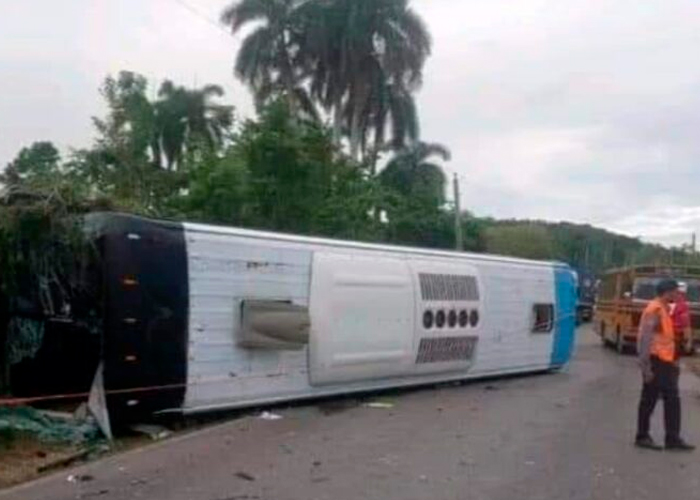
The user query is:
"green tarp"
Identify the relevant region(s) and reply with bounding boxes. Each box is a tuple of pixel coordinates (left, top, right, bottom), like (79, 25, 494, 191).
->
(0, 406, 99, 445)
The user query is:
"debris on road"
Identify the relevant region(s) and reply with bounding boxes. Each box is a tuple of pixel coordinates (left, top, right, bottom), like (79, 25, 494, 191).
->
(258, 411, 283, 421)
(80, 488, 110, 498)
(235, 471, 257, 482)
(130, 423, 172, 441)
(364, 401, 395, 409)
(67, 474, 94, 483)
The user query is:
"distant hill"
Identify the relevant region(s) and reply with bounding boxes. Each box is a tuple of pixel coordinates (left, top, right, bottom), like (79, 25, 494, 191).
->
(471, 218, 697, 276)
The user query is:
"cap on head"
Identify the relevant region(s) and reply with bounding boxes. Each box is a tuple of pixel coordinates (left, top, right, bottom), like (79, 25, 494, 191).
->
(656, 278, 679, 297)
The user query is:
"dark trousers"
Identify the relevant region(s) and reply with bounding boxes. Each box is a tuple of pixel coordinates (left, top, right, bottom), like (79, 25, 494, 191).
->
(636, 356, 681, 443)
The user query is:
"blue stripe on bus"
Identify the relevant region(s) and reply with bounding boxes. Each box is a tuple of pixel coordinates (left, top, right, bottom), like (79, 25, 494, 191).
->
(552, 267, 577, 367)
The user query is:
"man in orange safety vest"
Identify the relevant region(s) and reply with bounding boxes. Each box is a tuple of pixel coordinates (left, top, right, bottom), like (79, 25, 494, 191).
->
(636, 278, 695, 451)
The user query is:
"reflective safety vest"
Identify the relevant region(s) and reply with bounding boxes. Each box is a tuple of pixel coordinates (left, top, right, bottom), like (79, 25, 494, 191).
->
(643, 298, 676, 362)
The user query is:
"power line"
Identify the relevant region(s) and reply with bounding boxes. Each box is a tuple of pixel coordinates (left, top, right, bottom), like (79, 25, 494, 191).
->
(167, 0, 233, 37)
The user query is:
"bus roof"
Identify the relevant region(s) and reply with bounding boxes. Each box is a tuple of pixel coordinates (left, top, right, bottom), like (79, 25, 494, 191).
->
(85, 212, 570, 270)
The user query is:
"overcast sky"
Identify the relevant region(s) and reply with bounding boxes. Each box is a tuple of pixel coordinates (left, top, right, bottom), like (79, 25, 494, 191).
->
(2, 0, 700, 246)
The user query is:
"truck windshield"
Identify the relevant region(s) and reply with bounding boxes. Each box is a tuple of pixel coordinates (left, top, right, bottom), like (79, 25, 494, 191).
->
(686, 280, 700, 303)
(632, 278, 659, 300)
(633, 277, 700, 303)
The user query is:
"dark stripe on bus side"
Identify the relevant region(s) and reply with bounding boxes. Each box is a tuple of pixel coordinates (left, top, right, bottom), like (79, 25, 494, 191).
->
(99, 214, 189, 422)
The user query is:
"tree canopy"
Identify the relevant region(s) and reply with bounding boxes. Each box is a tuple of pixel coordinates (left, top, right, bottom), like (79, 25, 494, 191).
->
(222, 0, 431, 162)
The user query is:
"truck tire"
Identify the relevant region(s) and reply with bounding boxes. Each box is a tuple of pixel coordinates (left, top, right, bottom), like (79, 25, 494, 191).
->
(600, 322, 608, 347)
(616, 329, 624, 354)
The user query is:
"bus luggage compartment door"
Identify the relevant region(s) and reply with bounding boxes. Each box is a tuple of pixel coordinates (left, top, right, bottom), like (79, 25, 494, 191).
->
(308, 252, 415, 386)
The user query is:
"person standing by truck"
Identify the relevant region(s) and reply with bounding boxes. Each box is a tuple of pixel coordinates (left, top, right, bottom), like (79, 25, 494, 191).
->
(636, 279, 695, 451)
(672, 282, 692, 354)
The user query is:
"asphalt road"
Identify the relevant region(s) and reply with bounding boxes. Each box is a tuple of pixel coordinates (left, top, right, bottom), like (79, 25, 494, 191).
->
(4, 326, 700, 500)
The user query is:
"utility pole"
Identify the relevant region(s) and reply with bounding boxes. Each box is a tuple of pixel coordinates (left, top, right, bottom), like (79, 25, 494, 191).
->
(453, 173, 463, 251)
(692, 233, 697, 255)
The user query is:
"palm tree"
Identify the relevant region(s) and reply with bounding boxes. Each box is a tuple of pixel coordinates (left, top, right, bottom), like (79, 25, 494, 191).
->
(221, 0, 318, 120)
(155, 81, 234, 170)
(222, 0, 431, 159)
(379, 141, 450, 207)
(348, 78, 419, 173)
(301, 0, 431, 160)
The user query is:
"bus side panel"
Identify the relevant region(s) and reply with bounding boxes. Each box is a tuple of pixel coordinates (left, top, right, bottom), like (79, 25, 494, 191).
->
(468, 262, 557, 376)
(182, 229, 313, 411)
(308, 252, 416, 386)
(551, 267, 577, 367)
(407, 260, 481, 377)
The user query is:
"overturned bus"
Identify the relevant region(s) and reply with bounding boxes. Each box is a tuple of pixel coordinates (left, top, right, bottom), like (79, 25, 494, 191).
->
(5, 213, 578, 425)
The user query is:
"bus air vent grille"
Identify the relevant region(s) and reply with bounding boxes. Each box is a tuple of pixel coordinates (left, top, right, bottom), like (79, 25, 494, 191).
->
(418, 274, 479, 302)
(416, 336, 477, 364)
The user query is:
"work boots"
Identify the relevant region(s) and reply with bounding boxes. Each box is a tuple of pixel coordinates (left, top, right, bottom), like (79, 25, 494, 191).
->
(635, 436, 663, 450)
(665, 438, 696, 452)
(635, 435, 695, 451)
